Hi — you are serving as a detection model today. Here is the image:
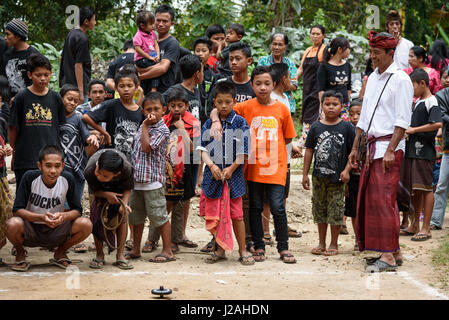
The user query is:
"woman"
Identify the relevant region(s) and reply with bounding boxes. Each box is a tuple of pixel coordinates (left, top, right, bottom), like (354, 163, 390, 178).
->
(257, 33, 298, 115)
(429, 39, 449, 78)
(317, 37, 352, 121)
(404, 46, 441, 94)
(298, 25, 326, 124)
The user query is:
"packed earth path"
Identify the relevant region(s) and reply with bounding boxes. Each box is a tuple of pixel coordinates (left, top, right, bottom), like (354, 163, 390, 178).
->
(0, 157, 449, 300)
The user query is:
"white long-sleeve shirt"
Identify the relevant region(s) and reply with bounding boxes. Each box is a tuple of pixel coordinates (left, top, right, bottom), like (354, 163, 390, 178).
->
(357, 61, 413, 160)
(394, 37, 414, 70)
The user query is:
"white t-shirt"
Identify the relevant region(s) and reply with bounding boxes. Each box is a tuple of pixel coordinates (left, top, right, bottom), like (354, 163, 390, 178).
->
(357, 62, 413, 159)
(271, 92, 293, 163)
(394, 37, 414, 70)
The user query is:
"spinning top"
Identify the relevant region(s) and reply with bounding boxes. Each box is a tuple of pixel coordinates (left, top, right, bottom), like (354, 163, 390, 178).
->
(151, 286, 172, 299)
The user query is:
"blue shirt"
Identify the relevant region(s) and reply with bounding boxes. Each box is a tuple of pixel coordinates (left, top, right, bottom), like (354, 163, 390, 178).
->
(198, 111, 249, 199)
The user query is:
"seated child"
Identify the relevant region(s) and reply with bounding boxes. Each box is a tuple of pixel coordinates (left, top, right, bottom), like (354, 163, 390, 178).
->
(5, 145, 92, 271)
(127, 92, 175, 263)
(401, 69, 442, 241)
(133, 10, 160, 94)
(84, 149, 134, 270)
(198, 81, 254, 265)
(302, 90, 355, 256)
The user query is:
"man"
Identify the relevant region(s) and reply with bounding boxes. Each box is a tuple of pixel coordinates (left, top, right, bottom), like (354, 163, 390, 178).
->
(105, 40, 135, 92)
(1, 19, 40, 97)
(59, 6, 96, 103)
(349, 31, 413, 272)
(385, 9, 413, 70)
(137, 4, 180, 95)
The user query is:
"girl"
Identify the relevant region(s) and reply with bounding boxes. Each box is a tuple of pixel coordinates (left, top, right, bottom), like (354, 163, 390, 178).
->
(404, 46, 441, 95)
(317, 37, 352, 121)
(133, 9, 160, 94)
(59, 84, 98, 253)
(428, 39, 449, 78)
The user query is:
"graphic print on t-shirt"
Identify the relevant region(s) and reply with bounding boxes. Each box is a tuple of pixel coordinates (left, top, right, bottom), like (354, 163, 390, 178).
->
(250, 116, 278, 141)
(314, 130, 345, 176)
(330, 70, 348, 86)
(5, 58, 26, 93)
(113, 117, 140, 157)
(25, 103, 53, 125)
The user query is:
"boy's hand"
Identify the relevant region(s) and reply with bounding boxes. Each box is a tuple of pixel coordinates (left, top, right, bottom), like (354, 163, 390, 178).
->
(302, 175, 310, 190)
(348, 149, 359, 169)
(43, 212, 59, 228)
(87, 135, 99, 148)
(103, 132, 112, 146)
(222, 166, 235, 180)
(211, 121, 223, 141)
(50, 212, 65, 227)
(5, 145, 12, 157)
(174, 118, 185, 130)
(104, 192, 122, 205)
(210, 164, 223, 181)
(291, 145, 302, 158)
(143, 114, 157, 126)
(119, 204, 132, 215)
(405, 127, 415, 135)
(340, 170, 350, 184)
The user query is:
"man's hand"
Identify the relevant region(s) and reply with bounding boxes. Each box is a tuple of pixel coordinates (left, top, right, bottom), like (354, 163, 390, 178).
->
(340, 169, 350, 184)
(43, 212, 64, 228)
(302, 175, 310, 190)
(382, 150, 395, 173)
(104, 192, 122, 205)
(349, 149, 358, 169)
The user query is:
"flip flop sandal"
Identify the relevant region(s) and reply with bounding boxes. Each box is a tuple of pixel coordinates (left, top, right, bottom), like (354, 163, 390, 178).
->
(89, 258, 105, 269)
(179, 239, 198, 248)
(365, 259, 398, 273)
(263, 233, 274, 245)
(430, 225, 442, 231)
(399, 230, 415, 236)
(252, 251, 266, 262)
(311, 247, 326, 255)
(149, 253, 177, 263)
(287, 227, 303, 238)
(124, 253, 141, 260)
(11, 261, 30, 272)
(205, 253, 227, 264)
(142, 241, 158, 253)
(88, 243, 97, 252)
(49, 258, 73, 270)
(246, 241, 255, 254)
(11, 248, 28, 257)
(339, 225, 349, 235)
(73, 243, 88, 253)
(411, 233, 432, 241)
(125, 240, 134, 251)
(280, 253, 297, 264)
(200, 239, 217, 253)
(171, 243, 180, 253)
(112, 259, 134, 270)
(239, 255, 255, 266)
(0, 258, 6, 267)
(323, 249, 339, 256)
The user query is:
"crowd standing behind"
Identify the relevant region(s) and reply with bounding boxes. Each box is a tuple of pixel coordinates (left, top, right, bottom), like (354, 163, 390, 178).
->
(0, 6, 448, 274)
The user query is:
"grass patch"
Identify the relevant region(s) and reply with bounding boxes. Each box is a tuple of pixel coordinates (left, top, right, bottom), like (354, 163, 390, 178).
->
(432, 234, 449, 288)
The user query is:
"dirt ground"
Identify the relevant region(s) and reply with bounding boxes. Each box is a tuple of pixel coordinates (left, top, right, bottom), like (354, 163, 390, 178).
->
(1, 162, 449, 300)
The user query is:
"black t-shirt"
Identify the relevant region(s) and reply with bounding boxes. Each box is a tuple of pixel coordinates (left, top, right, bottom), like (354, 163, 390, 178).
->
(9, 89, 66, 170)
(164, 83, 202, 123)
(406, 96, 442, 161)
(317, 62, 352, 104)
(305, 120, 355, 183)
(157, 36, 180, 94)
(1, 45, 40, 97)
(106, 53, 135, 79)
(0, 102, 10, 142)
(59, 29, 91, 93)
(0, 37, 6, 75)
(199, 64, 220, 124)
(87, 98, 144, 161)
(84, 149, 134, 194)
(207, 76, 255, 116)
(217, 45, 233, 77)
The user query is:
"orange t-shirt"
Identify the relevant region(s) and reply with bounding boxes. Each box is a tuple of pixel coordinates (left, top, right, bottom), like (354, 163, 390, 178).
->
(234, 98, 296, 186)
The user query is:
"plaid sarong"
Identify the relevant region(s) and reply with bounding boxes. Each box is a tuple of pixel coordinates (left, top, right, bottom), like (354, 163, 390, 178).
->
(356, 150, 403, 252)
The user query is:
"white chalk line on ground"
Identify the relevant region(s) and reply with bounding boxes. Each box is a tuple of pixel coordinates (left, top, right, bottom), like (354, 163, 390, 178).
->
(0, 269, 448, 299)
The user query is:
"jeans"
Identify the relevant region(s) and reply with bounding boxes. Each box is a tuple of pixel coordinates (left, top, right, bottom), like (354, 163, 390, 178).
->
(431, 153, 449, 228)
(247, 181, 289, 252)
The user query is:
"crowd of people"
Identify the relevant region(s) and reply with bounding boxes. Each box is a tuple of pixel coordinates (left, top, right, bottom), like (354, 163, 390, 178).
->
(0, 5, 448, 273)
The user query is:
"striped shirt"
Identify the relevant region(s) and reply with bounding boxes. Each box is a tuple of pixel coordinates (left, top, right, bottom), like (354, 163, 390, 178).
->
(132, 119, 170, 185)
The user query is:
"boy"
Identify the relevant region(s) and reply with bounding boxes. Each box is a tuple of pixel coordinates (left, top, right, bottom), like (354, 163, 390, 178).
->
(302, 90, 355, 256)
(146, 87, 200, 253)
(84, 148, 134, 270)
(82, 68, 144, 162)
(342, 99, 362, 247)
(127, 92, 175, 262)
(9, 53, 66, 187)
(217, 23, 245, 77)
(400, 69, 442, 241)
(59, 6, 96, 103)
(198, 81, 254, 265)
(1, 19, 40, 97)
(194, 37, 220, 124)
(5, 145, 92, 271)
(210, 66, 297, 264)
(261, 63, 302, 244)
(76, 80, 107, 115)
(205, 24, 226, 73)
(106, 40, 136, 92)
